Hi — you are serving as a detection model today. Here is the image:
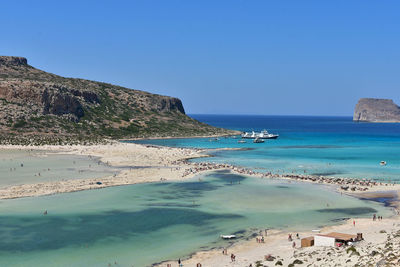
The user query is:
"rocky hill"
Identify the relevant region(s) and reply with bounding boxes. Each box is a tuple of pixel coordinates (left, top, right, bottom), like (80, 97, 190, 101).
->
(0, 56, 235, 144)
(353, 98, 400, 123)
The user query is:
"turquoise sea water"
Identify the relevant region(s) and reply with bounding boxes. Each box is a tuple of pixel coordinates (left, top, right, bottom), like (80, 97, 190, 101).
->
(1, 115, 398, 266)
(134, 115, 400, 181)
(0, 171, 391, 267)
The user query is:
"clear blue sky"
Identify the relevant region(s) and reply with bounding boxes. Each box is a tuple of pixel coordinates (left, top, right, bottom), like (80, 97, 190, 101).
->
(1, 1, 399, 116)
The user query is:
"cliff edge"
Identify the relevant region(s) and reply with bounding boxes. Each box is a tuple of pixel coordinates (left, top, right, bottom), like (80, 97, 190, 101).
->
(353, 98, 400, 123)
(0, 56, 235, 144)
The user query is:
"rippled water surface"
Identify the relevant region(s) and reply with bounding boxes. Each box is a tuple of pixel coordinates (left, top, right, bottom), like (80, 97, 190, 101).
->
(0, 171, 391, 266)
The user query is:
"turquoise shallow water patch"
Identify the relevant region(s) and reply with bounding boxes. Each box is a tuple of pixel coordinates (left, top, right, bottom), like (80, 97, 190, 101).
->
(0, 170, 391, 266)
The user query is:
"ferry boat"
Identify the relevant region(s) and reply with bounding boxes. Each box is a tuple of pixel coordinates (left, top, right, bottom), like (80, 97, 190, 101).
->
(241, 130, 279, 139)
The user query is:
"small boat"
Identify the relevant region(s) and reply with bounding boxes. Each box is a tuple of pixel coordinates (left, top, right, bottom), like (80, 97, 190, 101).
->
(259, 130, 279, 139)
(380, 161, 387, 166)
(253, 137, 265, 143)
(238, 140, 246, 143)
(220, 234, 236, 239)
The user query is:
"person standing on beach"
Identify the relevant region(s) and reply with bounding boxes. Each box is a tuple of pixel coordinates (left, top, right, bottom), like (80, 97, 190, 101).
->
(288, 234, 292, 241)
(353, 220, 355, 227)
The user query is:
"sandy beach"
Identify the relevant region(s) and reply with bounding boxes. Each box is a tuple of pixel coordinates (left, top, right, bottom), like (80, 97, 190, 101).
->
(2, 142, 399, 200)
(157, 216, 400, 267)
(0, 142, 211, 199)
(1, 142, 400, 266)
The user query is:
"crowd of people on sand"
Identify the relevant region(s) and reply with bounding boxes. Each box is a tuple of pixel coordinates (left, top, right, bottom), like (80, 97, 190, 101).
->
(178, 161, 398, 192)
(255, 229, 269, 243)
(372, 213, 384, 221)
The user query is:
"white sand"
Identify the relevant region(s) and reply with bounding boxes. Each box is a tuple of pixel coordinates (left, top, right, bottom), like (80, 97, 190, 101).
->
(158, 217, 400, 267)
(0, 142, 210, 199)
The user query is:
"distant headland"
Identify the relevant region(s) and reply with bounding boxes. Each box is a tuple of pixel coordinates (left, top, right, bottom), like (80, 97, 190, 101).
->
(0, 56, 236, 145)
(353, 98, 400, 123)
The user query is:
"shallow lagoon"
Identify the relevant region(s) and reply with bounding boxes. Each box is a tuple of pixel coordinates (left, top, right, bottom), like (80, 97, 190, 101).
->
(0, 150, 118, 187)
(0, 170, 391, 267)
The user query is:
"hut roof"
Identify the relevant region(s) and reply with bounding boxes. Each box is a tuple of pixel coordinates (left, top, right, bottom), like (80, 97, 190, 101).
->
(317, 232, 357, 241)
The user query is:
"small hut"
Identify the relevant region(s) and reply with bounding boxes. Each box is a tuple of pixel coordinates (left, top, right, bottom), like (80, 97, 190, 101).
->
(301, 236, 314, 247)
(314, 232, 357, 247)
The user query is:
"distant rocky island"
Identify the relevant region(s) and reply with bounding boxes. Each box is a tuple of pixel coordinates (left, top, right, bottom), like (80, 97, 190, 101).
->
(0, 56, 235, 144)
(353, 98, 400, 123)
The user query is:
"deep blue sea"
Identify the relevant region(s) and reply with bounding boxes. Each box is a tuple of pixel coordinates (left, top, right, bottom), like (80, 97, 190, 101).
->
(135, 115, 400, 181)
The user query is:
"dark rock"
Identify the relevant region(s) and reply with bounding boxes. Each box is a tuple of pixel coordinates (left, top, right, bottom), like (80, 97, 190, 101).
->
(41, 89, 84, 121)
(341, 185, 349, 190)
(71, 89, 100, 104)
(153, 97, 185, 114)
(0, 56, 28, 66)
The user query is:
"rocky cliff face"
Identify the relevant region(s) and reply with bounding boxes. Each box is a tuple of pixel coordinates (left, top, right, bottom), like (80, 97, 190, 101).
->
(0, 56, 232, 144)
(0, 56, 27, 66)
(353, 98, 400, 122)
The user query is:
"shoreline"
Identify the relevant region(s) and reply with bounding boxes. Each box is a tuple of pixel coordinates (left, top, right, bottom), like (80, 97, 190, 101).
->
(1, 142, 400, 201)
(1, 143, 400, 201)
(1, 142, 400, 266)
(119, 131, 241, 141)
(156, 215, 400, 267)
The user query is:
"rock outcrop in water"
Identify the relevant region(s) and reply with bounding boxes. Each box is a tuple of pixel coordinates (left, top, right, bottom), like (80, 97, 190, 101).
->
(0, 56, 234, 144)
(353, 98, 400, 123)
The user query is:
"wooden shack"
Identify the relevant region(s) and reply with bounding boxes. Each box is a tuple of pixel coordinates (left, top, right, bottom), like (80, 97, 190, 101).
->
(301, 236, 314, 247)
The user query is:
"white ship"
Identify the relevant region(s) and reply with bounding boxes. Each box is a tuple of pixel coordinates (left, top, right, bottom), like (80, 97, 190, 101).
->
(241, 130, 279, 139)
(258, 130, 279, 139)
(241, 131, 257, 139)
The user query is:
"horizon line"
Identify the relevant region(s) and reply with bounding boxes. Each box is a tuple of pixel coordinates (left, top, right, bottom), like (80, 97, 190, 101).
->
(188, 113, 353, 117)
